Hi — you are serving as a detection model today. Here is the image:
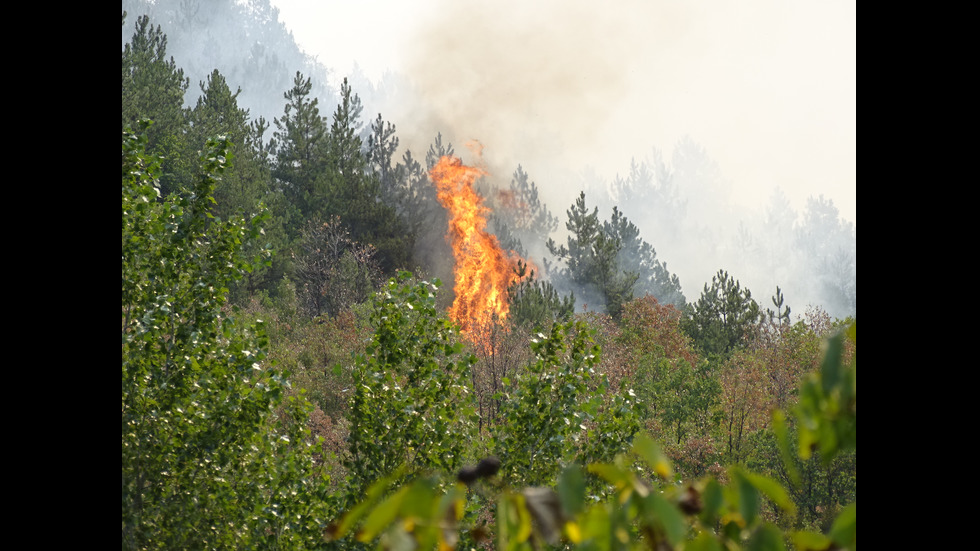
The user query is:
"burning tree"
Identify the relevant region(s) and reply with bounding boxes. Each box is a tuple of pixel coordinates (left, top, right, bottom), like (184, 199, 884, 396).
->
(428, 154, 533, 340)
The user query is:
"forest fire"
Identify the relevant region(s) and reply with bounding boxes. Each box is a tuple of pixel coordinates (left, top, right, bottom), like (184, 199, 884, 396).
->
(429, 154, 529, 340)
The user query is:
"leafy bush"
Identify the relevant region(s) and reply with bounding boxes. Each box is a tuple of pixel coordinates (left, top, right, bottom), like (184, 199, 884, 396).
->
(329, 320, 856, 551)
(122, 123, 330, 549)
(343, 272, 479, 506)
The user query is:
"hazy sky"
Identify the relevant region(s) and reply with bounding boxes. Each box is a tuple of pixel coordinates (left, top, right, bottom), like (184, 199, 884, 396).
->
(269, 0, 855, 224)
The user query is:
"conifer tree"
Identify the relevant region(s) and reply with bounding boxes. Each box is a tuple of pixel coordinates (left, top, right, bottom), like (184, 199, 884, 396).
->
(489, 165, 560, 260)
(547, 192, 683, 319)
(507, 261, 574, 329)
(186, 69, 292, 301)
(122, 13, 191, 197)
(187, 70, 256, 216)
(322, 78, 411, 274)
(272, 71, 329, 224)
(547, 192, 635, 319)
(682, 269, 761, 356)
(604, 207, 686, 309)
(367, 112, 400, 199)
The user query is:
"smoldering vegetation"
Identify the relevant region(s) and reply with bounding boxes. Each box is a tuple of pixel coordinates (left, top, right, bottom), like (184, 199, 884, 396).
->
(122, 0, 855, 319)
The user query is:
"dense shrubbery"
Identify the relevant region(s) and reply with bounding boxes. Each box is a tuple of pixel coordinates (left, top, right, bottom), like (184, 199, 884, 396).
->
(121, 125, 332, 548)
(122, 119, 855, 549)
(327, 323, 855, 551)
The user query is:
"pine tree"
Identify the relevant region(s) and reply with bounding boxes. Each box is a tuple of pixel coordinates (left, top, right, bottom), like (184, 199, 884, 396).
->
(489, 165, 560, 260)
(187, 70, 254, 216)
(122, 13, 191, 198)
(682, 269, 761, 356)
(766, 286, 792, 326)
(322, 78, 411, 274)
(507, 261, 574, 329)
(272, 71, 329, 223)
(546, 192, 635, 319)
(546, 192, 685, 319)
(604, 207, 686, 309)
(367, 112, 400, 200)
(425, 132, 455, 170)
(186, 69, 291, 301)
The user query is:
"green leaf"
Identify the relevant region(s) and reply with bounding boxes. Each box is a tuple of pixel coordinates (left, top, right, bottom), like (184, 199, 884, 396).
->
(558, 464, 586, 518)
(747, 523, 787, 551)
(579, 504, 612, 548)
(357, 484, 409, 542)
(334, 466, 405, 538)
(588, 463, 630, 489)
(498, 492, 533, 550)
(686, 530, 724, 551)
(632, 432, 672, 480)
(699, 479, 724, 526)
(733, 469, 760, 526)
(739, 469, 796, 516)
(790, 531, 832, 550)
(771, 409, 800, 487)
(820, 331, 846, 395)
(644, 491, 686, 546)
(828, 502, 856, 547)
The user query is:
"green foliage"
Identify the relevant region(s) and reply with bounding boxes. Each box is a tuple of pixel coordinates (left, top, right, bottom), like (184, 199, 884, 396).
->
(507, 261, 575, 330)
(343, 272, 478, 504)
(547, 192, 683, 319)
(794, 324, 856, 462)
(122, 123, 330, 549)
(186, 68, 286, 303)
(493, 320, 640, 488)
(366, 112, 401, 198)
(766, 286, 792, 326)
(488, 164, 561, 259)
(640, 355, 722, 449)
(267, 305, 371, 420)
(121, 14, 188, 132)
(773, 322, 856, 547)
(493, 321, 594, 486)
(577, 382, 645, 473)
(604, 206, 686, 310)
(546, 192, 636, 319)
(327, 470, 467, 551)
(717, 350, 769, 466)
(122, 14, 191, 198)
(321, 78, 412, 274)
(270, 73, 412, 277)
(121, 14, 855, 547)
(328, 319, 856, 551)
(272, 71, 330, 222)
(683, 269, 762, 356)
(294, 216, 382, 318)
(616, 296, 699, 376)
(332, 433, 800, 551)
(745, 424, 855, 533)
(187, 70, 262, 215)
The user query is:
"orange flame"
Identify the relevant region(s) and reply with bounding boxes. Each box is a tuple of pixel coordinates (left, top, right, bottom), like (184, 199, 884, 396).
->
(429, 154, 530, 339)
